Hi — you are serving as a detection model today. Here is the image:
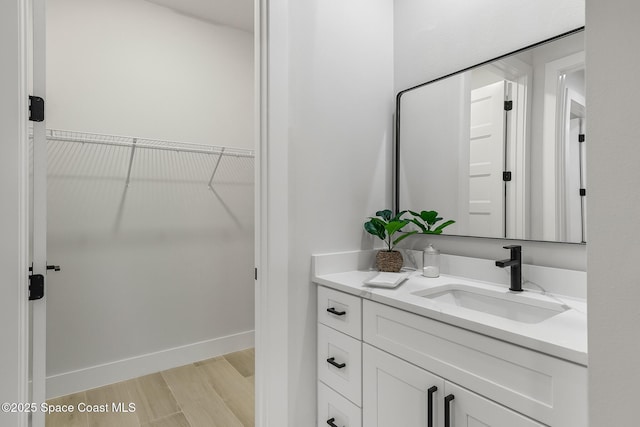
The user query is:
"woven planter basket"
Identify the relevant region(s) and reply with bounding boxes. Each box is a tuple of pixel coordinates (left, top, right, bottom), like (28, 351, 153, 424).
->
(376, 250, 403, 272)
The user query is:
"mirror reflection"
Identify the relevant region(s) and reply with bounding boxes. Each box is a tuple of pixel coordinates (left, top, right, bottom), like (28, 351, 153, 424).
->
(396, 29, 585, 243)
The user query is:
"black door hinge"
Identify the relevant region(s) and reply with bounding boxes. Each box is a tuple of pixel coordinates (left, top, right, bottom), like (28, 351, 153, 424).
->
(504, 100, 513, 111)
(29, 274, 44, 301)
(29, 96, 45, 122)
(254, 268, 257, 280)
(503, 171, 512, 182)
(28, 263, 60, 300)
(580, 188, 586, 196)
(579, 134, 585, 143)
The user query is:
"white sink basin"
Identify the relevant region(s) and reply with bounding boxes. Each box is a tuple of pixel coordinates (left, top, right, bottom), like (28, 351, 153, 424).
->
(412, 284, 569, 324)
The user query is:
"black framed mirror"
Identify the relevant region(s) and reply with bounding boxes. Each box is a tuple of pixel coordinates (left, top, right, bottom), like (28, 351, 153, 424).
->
(395, 27, 585, 244)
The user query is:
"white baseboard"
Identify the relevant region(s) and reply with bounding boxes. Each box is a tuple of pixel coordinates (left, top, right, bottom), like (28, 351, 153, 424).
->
(46, 330, 254, 399)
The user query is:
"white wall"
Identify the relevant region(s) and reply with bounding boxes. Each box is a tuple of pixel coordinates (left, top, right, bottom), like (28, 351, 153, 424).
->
(285, 0, 394, 423)
(399, 75, 467, 235)
(587, 0, 640, 424)
(393, 0, 587, 272)
(266, 2, 587, 425)
(0, 0, 29, 424)
(47, 0, 254, 149)
(394, 0, 585, 93)
(45, 0, 254, 397)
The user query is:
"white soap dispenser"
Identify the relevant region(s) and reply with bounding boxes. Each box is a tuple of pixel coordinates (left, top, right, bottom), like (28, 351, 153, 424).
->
(422, 244, 440, 278)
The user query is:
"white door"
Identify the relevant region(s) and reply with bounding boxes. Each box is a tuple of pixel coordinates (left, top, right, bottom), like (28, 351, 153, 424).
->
(444, 382, 544, 427)
(31, 0, 48, 425)
(363, 344, 444, 427)
(0, 1, 30, 426)
(468, 81, 506, 238)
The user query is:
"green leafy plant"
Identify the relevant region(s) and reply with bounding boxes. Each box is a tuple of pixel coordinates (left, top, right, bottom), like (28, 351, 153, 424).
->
(409, 210, 455, 234)
(364, 209, 418, 251)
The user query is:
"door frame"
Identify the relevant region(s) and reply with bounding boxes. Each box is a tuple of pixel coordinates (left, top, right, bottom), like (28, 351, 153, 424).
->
(4, 0, 284, 425)
(541, 51, 585, 241)
(559, 89, 586, 242)
(30, 0, 47, 424)
(0, 0, 30, 426)
(255, 0, 290, 425)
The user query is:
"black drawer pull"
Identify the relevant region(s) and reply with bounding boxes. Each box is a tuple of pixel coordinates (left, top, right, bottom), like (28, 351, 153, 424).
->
(444, 394, 455, 427)
(326, 417, 342, 427)
(326, 357, 346, 369)
(327, 307, 346, 316)
(427, 386, 438, 427)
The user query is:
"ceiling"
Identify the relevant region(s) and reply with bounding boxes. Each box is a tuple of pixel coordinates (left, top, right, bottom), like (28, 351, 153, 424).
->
(144, 0, 254, 32)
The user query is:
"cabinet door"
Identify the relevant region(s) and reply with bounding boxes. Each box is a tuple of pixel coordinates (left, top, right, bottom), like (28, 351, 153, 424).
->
(363, 344, 444, 427)
(444, 382, 544, 427)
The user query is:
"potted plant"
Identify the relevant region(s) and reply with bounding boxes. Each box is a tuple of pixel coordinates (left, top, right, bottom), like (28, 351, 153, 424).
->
(408, 210, 455, 234)
(364, 210, 418, 272)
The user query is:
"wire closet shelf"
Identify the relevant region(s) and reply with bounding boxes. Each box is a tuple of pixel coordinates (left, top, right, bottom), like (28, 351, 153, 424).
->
(42, 128, 255, 188)
(44, 129, 254, 158)
(41, 129, 255, 230)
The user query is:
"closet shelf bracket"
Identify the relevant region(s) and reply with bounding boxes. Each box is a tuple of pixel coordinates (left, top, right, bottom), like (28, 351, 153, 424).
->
(207, 147, 226, 189)
(125, 138, 138, 187)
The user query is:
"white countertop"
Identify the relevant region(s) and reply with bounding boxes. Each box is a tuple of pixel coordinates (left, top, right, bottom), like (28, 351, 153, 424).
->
(313, 266, 588, 366)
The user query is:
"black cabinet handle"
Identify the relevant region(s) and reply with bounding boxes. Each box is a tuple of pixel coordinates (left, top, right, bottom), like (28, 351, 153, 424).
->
(327, 307, 346, 316)
(326, 357, 346, 369)
(427, 386, 438, 427)
(326, 417, 341, 427)
(444, 394, 455, 427)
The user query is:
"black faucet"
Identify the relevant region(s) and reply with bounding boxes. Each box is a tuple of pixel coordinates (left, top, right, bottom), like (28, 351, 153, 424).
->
(495, 245, 522, 292)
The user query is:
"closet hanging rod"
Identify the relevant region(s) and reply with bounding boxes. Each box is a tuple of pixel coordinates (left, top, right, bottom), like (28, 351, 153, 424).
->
(41, 129, 255, 158)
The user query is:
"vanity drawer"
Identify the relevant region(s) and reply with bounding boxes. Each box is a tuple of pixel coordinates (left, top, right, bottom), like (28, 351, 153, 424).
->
(318, 286, 362, 339)
(318, 323, 362, 406)
(318, 381, 362, 427)
(362, 300, 587, 427)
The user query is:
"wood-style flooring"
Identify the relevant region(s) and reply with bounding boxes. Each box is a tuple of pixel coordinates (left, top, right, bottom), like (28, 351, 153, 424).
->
(46, 348, 255, 427)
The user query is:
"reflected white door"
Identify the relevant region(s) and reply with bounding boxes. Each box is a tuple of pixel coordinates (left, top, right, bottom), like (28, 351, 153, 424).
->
(468, 81, 506, 238)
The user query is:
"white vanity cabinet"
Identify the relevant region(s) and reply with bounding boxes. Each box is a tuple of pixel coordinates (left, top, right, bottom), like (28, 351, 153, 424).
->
(363, 344, 544, 427)
(317, 286, 363, 427)
(317, 285, 588, 427)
